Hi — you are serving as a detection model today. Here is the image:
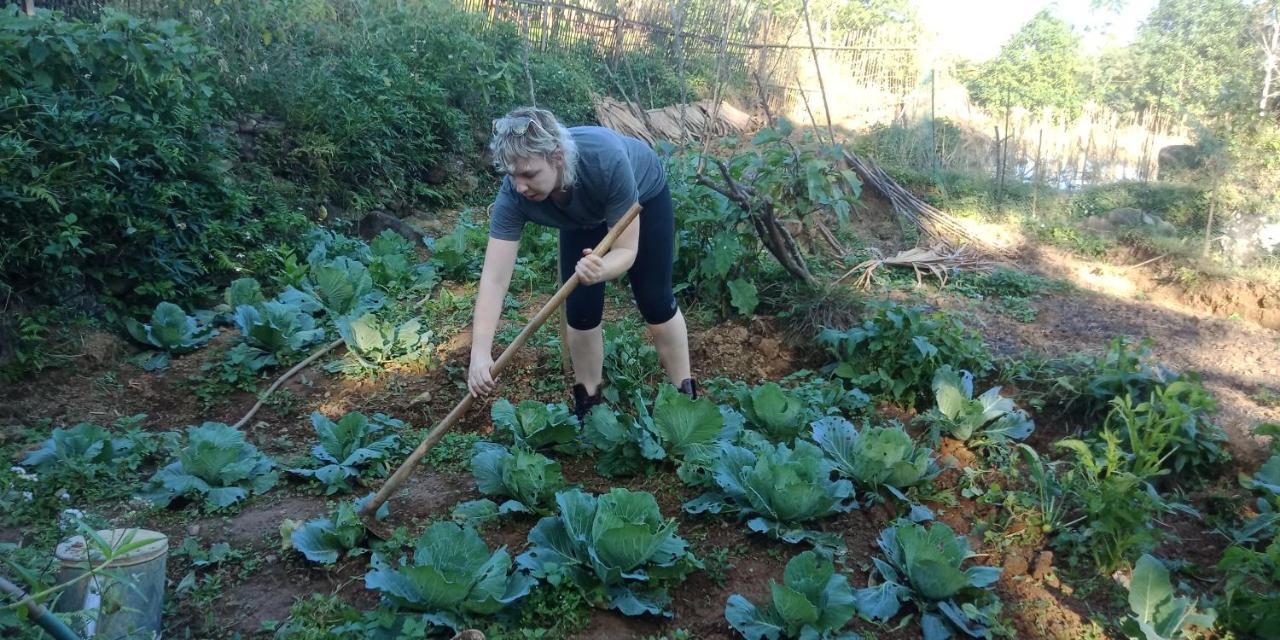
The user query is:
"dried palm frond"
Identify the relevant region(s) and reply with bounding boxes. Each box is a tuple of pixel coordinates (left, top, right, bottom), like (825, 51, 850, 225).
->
(836, 245, 998, 289)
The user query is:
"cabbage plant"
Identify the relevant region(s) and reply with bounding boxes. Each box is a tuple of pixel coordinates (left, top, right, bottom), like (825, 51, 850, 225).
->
(307, 256, 383, 317)
(289, 412, 401, 494)
(470, 442, 566, 514)
(333, 312, 434, 372)
(810, 417, 938, 494)
(21, 422, 135, 480)
(141, 422, 278, 510)
(125, 301, 217, 369)
(684, 439, 856, 548)
(365, 521, 533, 632)
(650, 383, 725, 457)
(491, 398, 579, 451)
(725, 550, 858, 640)
(920, 366, 1033, 445)
(233, 300, 327, 361)
(581, 405, 666, 478)
(367, 229, 438, 292)
(736, 382, 810, 442)
(1122, 554, 1215, 640)
(517, 488, 700, 616)
(287, 495, 388, 565)
(855, 520, 1003, 640)
(224, 276, 266, 309)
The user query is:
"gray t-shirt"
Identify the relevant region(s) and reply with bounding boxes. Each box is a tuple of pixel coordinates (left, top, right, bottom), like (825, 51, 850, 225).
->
(488, 126, 665, 241)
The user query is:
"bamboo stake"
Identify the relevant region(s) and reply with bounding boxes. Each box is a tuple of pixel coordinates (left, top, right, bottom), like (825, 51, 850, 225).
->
(360, 203, 643, 521)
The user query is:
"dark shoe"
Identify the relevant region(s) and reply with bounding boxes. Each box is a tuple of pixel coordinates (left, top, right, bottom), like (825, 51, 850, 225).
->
(677, 378, 698, 400)
(572, 383, 603, 421)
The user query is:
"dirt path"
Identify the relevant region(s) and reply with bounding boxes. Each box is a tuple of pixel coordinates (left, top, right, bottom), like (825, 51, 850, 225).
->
(967, 244, 1280, 467)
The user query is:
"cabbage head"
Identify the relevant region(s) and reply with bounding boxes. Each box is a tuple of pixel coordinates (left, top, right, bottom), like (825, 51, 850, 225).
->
(470, 442, 566, 514)
(810, 417, 938, 493)
(140, 422, 277, 510)
(725, 550, 859, 640)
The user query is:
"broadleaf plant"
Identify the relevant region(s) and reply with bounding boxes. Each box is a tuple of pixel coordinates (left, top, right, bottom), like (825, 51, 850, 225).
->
(736, 382, 810, 442)
(287, 495, 389, 565)
(855, 520, 1003, 640)
(307, 256, 383, 317)
(725, 549, 859, 640)
(581, 405, 667, 478)
(516, 488, 701, 617)
(332, 312, 434, 372)
(810, 416, 938, 495)
(289, 412, 401, 494)
(141, 422, 278, 510)
(125, 301, 217, 369)
(365, 521, 534, 633)
(1122, 554, 1215, 640)
(21, 421, 136, 480)
(470, 442, 567, 514)
(684, 439, 856, 548)
(491, 398, 579, 451)
(921, 366, 1034, 445)
(233, 300, 327, 362)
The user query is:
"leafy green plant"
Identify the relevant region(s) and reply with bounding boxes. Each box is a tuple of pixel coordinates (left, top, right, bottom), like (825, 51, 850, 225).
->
(289, 412, 401, 494)
(685, 439, 856, 548)
(581, 405, 667, 478)
(1215, 529, 1280, 636)
(516, 488, 700, 616)
(286, 495, 389, 565)
(1114, 381, 1229, 477)
(736, 382, 811, 442)
(367, 229, 437, 293)
(429, 220, 487, 282)
(365, 521, 534, 633)
(854, 520, 1003, 640)
(1121, 554, 1215, 640)
(491, 399, 579, 451)
(725, 550, 858, 640)
(332, 312, 434, 372)
(650, 384, 725, 458)
(602, 317, 662, 404)
(920, 366, 1034, 445)
(818, 302, 991, 407)
(1054, 434, 1175, 573)
(810, 417, 938, 494)
(233, 300, 327, 363)
(225, 277, 266, 310)
(125, 302, 217, 369)
(307, 256, 383, 317)
(470, 442, 567, 515)
(1241, 423, 1280, 495)
(141, 422, 278, 510)
(20, 421, 135, 480)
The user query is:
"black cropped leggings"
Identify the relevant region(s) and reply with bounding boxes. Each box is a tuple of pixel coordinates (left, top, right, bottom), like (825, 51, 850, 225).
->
(558, 184, 678, 330)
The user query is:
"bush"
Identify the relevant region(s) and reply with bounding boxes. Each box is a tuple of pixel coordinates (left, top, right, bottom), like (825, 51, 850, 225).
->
(1070, 181, 1209, 230)
(0, 8, 258, 308)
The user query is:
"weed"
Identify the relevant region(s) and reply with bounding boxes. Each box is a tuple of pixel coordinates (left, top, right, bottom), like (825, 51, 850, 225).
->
(701, 545, 737, 588)
(1253, 387, 1280, 407)
(421, 432, 484, 472)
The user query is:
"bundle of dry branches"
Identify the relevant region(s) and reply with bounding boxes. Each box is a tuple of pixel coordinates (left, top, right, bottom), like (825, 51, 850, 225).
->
(843, 150, 1013, 259)
(594, 96, 753, 145)
(835, 244, 999, 289)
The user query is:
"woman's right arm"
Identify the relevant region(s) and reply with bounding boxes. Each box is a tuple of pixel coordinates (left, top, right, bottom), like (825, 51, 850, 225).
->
(467, 237, 521, 397)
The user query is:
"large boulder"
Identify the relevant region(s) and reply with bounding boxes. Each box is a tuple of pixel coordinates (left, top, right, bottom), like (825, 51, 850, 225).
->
(1082, 207, 1177, 237)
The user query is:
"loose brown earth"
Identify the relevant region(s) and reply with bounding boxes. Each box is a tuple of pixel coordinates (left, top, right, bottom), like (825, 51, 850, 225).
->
(2, 227, 1276, 639)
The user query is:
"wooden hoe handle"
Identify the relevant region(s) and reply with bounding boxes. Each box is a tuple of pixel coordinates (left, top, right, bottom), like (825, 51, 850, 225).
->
(359, 202, 643, 518)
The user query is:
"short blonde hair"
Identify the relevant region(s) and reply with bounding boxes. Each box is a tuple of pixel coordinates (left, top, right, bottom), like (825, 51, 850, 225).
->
(490, 107, 578, 188)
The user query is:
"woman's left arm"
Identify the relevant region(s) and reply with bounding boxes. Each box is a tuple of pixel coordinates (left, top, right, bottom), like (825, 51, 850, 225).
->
(575, 214, 639, 285)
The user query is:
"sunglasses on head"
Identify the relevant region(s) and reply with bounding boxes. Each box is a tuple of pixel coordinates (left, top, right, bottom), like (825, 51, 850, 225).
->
(494, 115, 544, 136)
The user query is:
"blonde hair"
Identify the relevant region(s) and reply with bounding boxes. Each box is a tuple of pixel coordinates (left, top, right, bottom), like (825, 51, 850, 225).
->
(490, 107, 578, 188)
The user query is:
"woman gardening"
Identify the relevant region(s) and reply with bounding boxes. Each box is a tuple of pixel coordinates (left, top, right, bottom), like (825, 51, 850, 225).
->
(467, 107, 696, 419)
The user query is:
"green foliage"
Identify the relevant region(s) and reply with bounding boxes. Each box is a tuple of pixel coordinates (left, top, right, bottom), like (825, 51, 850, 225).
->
(365, 521, 534, 633)
(516, 487, 700, 617)
(0, 7, 272, 309)
(1070, 182, 1209, 230)
(233, 300, 327, 363)
(490, 398, 580, 451)
(602, 317, 662, 404)
(810, 417, 939, 493)
(288, 412, 402, 494)
(287, 495, 388, 565)
(1121, 554, 1215, 640)
(307, 256, 382, 318)
(724, 550, 858, 640)
(1102, 384, 1229, 479)
(332, 312, 434, 372)
(818, 302, 992, 407)
(141, 422, 278, 510)
(965, 10, 1086, 115)
(735, 382, 811, 443)
(650, 383, 725, 458)
(125, 302, 217, 369)
(470, 442, 567, 515)
(1053, 434, 1176, 573)
(855, 520, 1004, 640)
(684, 439, 857, 548)
(20, 421, 135, 481)
(921, 365, 1035, 445)
(581, 404, 667, 478)
(1215, 530, 1280, 636)
(429, 219, 488, 283)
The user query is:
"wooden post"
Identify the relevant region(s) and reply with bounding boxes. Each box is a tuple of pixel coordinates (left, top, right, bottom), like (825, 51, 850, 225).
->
(24, 0, 35, 16)
(801, 0, 836, 144)
(1032, 128, 1043, 217)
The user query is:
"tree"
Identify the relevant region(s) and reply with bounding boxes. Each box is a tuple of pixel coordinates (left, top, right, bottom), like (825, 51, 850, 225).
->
(966, 11, 1087, 116)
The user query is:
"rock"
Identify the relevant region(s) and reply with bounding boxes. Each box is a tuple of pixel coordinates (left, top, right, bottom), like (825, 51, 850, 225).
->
(1003, 550, 1030, 577)
(1157, 144, 1203, 181)
(187, 524, 200, 536)
(80, 331, 126, 366)
(450, 631, 485, 640)
(357, 210, 426, 246)
(1031, 550, 1054, 580)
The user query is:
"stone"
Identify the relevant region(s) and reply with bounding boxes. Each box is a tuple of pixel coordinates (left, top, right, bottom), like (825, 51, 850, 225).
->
(1003, 550, 1029, 577)
(1031, 550, 1054, 580)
